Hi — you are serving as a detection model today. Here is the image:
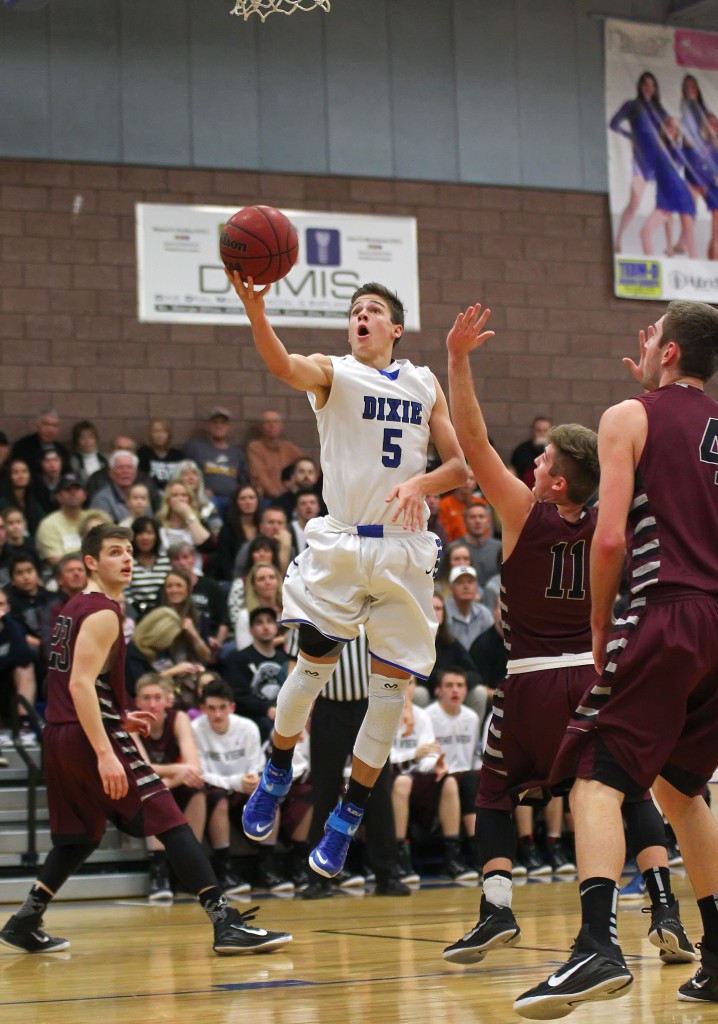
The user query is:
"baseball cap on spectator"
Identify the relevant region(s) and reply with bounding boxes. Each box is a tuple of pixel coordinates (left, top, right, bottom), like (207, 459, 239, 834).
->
(249, 606, 278, 627)
(449, 565, 477, 585)
(57, 473, 85, 491)
(208, 406, 231, 420)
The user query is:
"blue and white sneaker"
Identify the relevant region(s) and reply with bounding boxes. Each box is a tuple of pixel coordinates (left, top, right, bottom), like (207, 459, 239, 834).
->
(242, 763, 292, 842)
(619, 871, 647, 901)
(309, 801, 364, 878)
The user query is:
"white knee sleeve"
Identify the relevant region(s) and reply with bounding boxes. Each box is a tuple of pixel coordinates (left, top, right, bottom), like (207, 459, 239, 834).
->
(354, 674, 408, 769)
(274, 655, 337, 737)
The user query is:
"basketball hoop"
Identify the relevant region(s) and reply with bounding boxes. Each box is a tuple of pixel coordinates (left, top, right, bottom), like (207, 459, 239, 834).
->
(231, 0, 330, 21)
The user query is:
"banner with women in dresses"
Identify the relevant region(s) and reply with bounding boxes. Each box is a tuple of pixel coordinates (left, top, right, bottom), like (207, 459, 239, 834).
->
(607, 18, 718, 300)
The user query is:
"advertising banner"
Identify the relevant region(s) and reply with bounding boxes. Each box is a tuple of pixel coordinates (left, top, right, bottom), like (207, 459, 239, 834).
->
(607, 18, 718, 301)
(136, 204, 420, 330)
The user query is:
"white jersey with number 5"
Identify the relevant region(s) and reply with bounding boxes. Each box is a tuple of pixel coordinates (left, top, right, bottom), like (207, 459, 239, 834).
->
(310, 354, 436, 527)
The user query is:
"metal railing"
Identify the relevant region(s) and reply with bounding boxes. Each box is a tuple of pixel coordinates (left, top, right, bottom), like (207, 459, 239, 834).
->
(8, 697, 44, 870)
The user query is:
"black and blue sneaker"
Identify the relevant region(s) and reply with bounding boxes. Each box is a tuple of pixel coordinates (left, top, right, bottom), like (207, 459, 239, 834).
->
(242, 763, 292, 842)
(309, 801, 364, 878)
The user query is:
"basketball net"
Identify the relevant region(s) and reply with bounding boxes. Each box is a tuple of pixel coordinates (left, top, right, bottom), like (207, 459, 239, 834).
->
(231, 0, 330, 21)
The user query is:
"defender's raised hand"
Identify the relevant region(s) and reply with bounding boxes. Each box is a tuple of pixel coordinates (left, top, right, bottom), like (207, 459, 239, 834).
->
(446, 304, 494, 358)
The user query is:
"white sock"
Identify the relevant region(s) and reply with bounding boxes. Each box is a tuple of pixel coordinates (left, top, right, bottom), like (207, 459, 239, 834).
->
(483, 873, 513, 909)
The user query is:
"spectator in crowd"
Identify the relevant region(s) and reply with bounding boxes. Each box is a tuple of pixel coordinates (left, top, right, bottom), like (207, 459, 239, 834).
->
(137, 419, 184, 489)
(435, 540, 475, 596)
(426, 668, 482, 877)
(167, 542, 229, 659)
(438, 470, 480, 543)
(159, 568, 211, 664)
(510, 415, 552, 488)
(0, 586, 35, 747)
(156, 481, 212, 571)
(0, 432, 10, 481)
(225, 606, 288, 739)
(226, 536, 281, 650)
(91, 450, 140, 522)
(32, 448, 64, 513)
(7, 556, 52, 710)
(40, 553, 87, 661)
(246, 409, 305, 501)
(124, 517, 171, 619)
(426, 493, 449, 549)
(0, 460, 45, 535)
(0, 515, 13, 589)
(459, 504, 502, 588)
(184, 407, 248, 520)
(171, 461, 222, 537)
(34, 474, 88, 570)
(125, 606, 206, 702)
(233, 505, 294, 578)
(391, 677, 479, 883)
(68, 420, 107, 487)
(274, 456, 322, 519)
(215, 484, 261, 582)
(134, 673, 207, 901)
(3, 508, 38, 566)
(469, 592, 508, 695)
(421, 590, 485, 716)
(11, 409, 69, 476)
(192, 677, 293, 894)
(79, 510, 113, 537)
(119, 482, 152, 529)
(235, 561, 283, 651)
(290, 489, 321, 554)
(443, 565, 494, 651)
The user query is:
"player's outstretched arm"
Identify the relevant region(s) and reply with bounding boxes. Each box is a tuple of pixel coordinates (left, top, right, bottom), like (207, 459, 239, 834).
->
(68, 609, 129, 800)
(226, 269, 333, 394)
(447, 305, 534, 538)
(590, 400, 646, 672)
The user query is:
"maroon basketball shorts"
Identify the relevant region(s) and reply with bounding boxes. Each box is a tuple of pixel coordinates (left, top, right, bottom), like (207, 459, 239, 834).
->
(552, 593, 718, 797)
(45, 722, 186, 844)
(280, 779, 313, 836)
(205, 785, 250, 826)
(478, 664, 598, 812)
(408, 771, 478, 831)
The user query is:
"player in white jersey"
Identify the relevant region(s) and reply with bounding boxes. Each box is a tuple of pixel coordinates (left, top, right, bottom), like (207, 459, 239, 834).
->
(226, 272, 467, 878)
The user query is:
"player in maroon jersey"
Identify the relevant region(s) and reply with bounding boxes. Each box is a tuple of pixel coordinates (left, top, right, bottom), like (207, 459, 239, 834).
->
(0, 524, 291, 957)
(441, 305, 694, 978)
(515, 300, 718, 1017)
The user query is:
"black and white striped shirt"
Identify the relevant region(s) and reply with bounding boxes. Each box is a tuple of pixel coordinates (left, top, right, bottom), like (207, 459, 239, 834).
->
(285, 626, 369, 701)
(126, 553, 172, 616)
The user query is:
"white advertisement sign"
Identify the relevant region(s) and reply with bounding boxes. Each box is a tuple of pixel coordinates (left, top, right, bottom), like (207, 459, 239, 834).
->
(606, 18, 718, 301)
(136, 204, 420, 330)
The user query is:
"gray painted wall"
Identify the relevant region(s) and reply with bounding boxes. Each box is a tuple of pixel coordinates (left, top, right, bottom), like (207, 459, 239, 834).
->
(2, 0, 718, 191)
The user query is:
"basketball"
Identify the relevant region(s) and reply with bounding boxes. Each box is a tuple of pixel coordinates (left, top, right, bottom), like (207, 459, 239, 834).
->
(220, 205, 299, 285)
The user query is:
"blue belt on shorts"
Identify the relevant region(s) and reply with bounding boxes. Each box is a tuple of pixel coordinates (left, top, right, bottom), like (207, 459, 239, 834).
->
(357, 524, 384, 537)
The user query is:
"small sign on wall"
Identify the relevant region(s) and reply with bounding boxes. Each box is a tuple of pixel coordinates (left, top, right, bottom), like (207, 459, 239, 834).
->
(136, 203, 420, 330)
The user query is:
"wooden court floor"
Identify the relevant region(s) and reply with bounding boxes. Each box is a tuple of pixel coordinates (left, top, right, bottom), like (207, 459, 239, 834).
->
(0, 872, 713, 1024)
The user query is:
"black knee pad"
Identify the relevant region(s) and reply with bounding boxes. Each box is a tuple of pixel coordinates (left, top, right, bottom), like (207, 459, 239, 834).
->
(476, 808, 517, 866)
(623, 798, 667, 857)
(298, 623, 345, 659)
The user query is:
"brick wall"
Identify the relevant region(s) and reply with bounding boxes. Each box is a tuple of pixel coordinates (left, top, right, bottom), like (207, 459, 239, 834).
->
(0, 158, 678, 464)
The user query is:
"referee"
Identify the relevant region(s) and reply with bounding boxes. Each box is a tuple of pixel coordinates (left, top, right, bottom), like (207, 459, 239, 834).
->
(286, 628, 409, 898)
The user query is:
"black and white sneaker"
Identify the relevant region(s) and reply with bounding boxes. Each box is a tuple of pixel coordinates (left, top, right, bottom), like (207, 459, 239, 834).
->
(513, 925, 633, 1019)
(516, 841, 551, 877)
(645, 900, 698, 964)
(217, 872, 251, 897)
(212, 906, 292, 956)
(397, 843, 420, 886)
(678, 946, 718, 1002)
(547, 842, 577, 876)
(0, 913, 70, 953)
(148, 863, 173, 902)
(443, 895, 521, 964)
